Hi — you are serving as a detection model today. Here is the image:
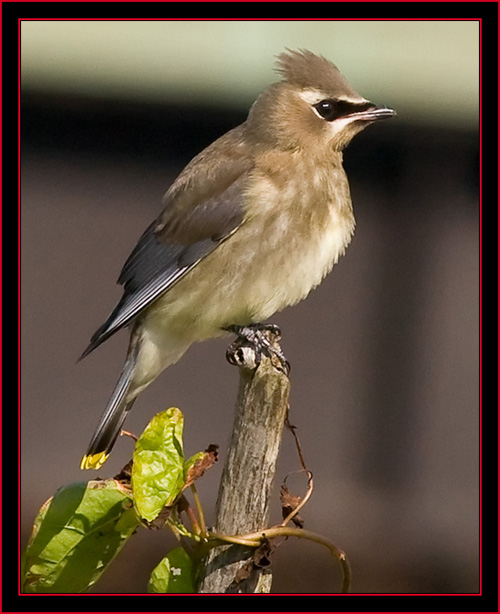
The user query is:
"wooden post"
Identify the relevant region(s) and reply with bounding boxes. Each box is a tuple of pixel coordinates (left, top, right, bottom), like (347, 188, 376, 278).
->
(198, 331, 290, 593)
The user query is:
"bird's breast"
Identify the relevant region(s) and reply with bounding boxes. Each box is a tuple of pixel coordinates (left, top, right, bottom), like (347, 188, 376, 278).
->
(145, 160, 356, 337)
(224, 159, 356, 319)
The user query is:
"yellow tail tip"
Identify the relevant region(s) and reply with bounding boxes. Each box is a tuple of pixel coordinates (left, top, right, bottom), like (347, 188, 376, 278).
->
(80, 452, 109, 470)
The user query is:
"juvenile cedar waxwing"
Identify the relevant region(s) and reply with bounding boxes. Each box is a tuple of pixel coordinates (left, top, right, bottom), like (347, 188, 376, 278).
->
(80, 49, 395, 470)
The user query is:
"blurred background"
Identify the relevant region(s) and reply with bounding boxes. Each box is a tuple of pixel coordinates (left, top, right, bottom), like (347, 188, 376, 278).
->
(20, 20, 479, 594)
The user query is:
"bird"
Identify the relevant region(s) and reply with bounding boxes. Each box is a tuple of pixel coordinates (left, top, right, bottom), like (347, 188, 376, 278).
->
(80, 49, 395, 470)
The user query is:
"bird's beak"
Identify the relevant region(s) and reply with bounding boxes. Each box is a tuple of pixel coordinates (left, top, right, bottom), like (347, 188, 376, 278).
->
(347, 104, 397, 122)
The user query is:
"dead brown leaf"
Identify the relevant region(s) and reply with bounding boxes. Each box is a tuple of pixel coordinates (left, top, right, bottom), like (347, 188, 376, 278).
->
(183, 444, 219, 490)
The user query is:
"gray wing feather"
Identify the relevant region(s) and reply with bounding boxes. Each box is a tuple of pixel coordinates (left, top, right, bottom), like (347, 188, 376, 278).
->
(80, 171, 249, 359)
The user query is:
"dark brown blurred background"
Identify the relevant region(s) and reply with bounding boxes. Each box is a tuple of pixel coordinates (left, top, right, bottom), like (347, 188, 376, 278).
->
(20, 20, 479, 594)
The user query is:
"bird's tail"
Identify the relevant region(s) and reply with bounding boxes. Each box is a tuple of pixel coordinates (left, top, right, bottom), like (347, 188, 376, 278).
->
(80, 350, 138, 471)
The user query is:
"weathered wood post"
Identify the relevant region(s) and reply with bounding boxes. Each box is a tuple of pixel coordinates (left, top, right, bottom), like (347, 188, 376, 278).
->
(198, 330, 290, 593)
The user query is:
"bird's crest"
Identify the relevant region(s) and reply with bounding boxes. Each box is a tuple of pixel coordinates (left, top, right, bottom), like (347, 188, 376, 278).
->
(275, 49, 360, 99)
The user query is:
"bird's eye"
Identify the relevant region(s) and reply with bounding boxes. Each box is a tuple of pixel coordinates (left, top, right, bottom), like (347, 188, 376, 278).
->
(313, 99, 372, 122)
(314, 100, 337, 121)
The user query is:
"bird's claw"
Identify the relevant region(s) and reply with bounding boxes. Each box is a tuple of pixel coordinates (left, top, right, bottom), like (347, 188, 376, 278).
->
(224, 324, 290, 376)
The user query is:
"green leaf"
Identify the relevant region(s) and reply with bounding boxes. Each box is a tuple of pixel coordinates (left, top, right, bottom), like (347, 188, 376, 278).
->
(148, 547, 195, 593)
(132, 407, 186, 522)
(22, 480, 139, 593)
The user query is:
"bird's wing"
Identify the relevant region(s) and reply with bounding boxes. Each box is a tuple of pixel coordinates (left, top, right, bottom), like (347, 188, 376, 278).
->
(81, 128, 252, 358)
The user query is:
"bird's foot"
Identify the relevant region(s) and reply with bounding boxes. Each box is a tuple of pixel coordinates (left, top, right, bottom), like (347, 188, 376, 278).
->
(224, 323, 290, 376)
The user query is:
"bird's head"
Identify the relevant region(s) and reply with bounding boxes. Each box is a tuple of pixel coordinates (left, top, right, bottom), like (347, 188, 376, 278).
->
(245, 49, 395, 153)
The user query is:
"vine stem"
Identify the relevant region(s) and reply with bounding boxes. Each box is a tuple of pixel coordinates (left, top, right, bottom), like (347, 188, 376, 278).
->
(209, 526, 351, 594)
(190, 484, 207, 537)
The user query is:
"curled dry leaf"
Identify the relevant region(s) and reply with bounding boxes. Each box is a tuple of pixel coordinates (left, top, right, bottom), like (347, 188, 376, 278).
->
(280, 484, 305, 528)
(113, 459, 133, 487)
(144, 505, 173, 530)
(183, 444, 219, 490)
(231, 539, 275, 586)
